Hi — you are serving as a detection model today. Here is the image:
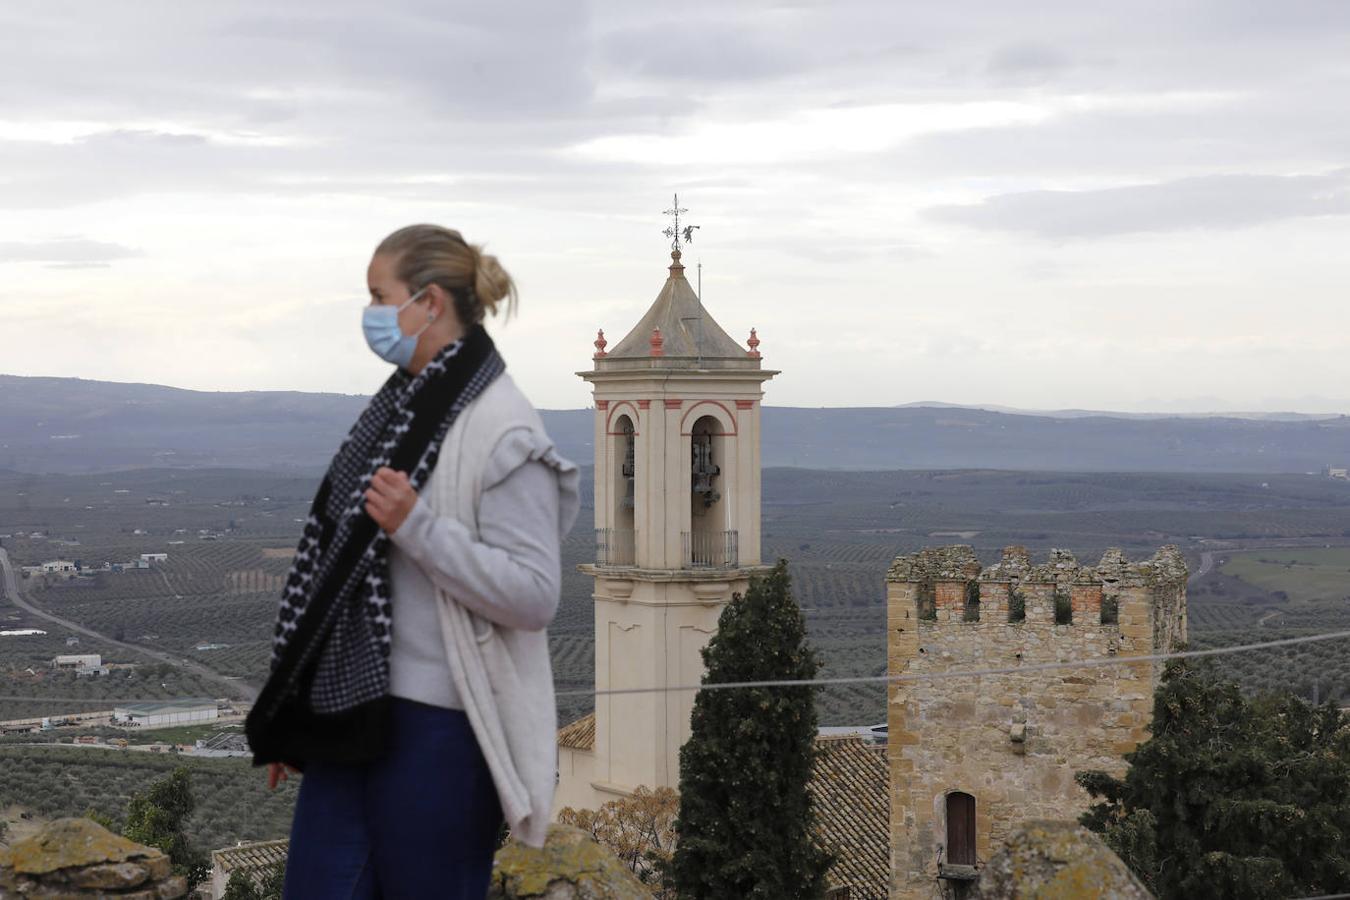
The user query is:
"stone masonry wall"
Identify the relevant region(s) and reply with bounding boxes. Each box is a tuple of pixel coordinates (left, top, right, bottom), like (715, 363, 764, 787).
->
(886, 545, 1187, 900)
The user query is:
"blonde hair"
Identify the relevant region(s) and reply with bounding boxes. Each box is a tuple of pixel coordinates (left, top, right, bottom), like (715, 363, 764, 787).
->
(374, 224, 517, 324)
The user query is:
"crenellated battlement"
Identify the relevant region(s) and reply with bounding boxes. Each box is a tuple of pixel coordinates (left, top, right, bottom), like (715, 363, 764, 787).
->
(885, 544, 1188, 639)
(886, 544, 1188, 590)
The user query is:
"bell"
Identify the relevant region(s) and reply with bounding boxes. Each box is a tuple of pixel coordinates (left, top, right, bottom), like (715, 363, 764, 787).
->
(691, 433, 721, 508)
(621, 428, 636, 509)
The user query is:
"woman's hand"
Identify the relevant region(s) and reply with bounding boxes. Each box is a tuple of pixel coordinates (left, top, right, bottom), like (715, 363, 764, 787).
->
(267, 761, 300, 790)
(364, 466, 418, 535)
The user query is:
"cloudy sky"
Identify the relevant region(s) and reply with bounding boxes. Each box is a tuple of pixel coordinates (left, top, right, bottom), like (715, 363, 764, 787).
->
(3, 0, 1348, 413)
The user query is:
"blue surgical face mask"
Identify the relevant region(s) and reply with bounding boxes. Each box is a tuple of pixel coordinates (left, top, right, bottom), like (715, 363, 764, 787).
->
(362, 286, 435, 368)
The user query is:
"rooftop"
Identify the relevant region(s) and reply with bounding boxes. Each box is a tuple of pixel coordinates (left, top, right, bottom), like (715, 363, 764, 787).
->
(589, 250, 764, 373)
(557, 711, 596, 751)
(211, 837, 288, 876)
(113, 699, 218, 714)
(810, 735, 889, 900)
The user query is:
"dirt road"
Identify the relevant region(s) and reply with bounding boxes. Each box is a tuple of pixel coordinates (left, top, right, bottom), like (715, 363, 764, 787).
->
(0, 548, 259, 702)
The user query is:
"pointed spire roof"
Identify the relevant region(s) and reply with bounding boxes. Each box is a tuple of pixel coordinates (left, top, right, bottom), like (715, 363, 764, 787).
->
(606, 250, 750, 363)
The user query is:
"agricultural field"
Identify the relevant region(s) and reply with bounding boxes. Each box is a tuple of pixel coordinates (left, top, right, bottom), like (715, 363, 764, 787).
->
(1186, 548, 1350, 703)
(0, 745, 297, 852)
(1222, 548, 1350, 605)
(0, 719, 245, 747)
(5, 466, 1350, 727)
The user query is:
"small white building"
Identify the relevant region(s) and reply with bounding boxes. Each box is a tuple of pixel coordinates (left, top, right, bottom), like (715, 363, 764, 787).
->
(1328, 466, 1349, 480)
(113, 699, 218, 727)
(140, 553, 169, 564)
(53, 654, 101, 671)
(40, 560, 77, 576)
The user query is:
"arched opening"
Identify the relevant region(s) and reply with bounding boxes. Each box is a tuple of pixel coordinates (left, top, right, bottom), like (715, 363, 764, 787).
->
(945, 791, 977, 866)
(600, 415, 636, 565)
(686, 415, 732, 567)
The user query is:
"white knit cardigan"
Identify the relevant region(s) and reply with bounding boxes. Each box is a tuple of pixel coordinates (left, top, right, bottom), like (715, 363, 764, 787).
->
(422, 372, 579, 848)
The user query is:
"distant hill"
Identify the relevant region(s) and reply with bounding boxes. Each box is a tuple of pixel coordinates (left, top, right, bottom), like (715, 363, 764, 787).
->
(1, 374, 1347, 474)
(896, 401, 1338, 422)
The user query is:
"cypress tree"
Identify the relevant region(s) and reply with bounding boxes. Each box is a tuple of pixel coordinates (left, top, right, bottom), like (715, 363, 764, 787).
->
(670, 560, 834, 899)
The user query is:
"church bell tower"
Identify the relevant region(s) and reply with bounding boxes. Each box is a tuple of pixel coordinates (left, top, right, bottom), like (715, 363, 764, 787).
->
(553, 199, 777, 811)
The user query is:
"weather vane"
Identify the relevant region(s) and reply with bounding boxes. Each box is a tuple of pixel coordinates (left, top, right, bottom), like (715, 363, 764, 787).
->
(663, 193, 700, 252)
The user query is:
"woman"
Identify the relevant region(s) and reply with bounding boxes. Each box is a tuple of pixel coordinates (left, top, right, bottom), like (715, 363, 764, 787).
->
(244, 224, 580, 899)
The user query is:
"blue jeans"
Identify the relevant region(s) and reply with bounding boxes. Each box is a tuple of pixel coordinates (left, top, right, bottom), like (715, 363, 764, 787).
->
(283, 697, 504, 899)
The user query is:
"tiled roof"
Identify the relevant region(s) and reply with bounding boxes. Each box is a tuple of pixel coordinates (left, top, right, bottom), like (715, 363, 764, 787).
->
(810, 736, 889, 900)
(557, 711, 596, 751)
(212, 838, 289, 875)
(603, 252, 753, 364)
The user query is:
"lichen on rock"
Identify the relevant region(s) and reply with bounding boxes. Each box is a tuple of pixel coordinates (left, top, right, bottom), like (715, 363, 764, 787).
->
(489, 823, 653, 899)
(972, 819, 1153, 899)
(0, 816, 185, 898)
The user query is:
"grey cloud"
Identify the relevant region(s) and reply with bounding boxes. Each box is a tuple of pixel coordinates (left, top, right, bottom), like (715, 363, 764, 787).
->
(0, 238, 142, 265)
(214, 4, 596, 118)
(598, 21, 799, 83)
(0, 1, 611, 150)
(923, 170, 1350, 238)
(891, 92, 1350, 180)
(985, 42, 1073, 83)
(2, 1, 1350, 226)
(0, 119, 690, 210)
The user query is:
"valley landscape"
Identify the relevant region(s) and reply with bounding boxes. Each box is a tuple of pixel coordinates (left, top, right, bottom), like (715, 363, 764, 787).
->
(2, 379, 1348, 862)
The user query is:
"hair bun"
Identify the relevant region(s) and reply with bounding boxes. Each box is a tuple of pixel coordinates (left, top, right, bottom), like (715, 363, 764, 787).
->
(376, 224, 517, 325)
(472, 245, 517, 319)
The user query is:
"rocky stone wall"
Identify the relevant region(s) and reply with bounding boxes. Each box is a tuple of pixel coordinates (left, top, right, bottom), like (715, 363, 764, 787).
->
(0, 817, 187, 898)
(886, 545, 1186, 900)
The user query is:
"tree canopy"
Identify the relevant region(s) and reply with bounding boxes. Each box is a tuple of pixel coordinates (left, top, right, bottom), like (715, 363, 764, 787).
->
(122, 765, 212, 890)
(1078, 659, 1350, 899)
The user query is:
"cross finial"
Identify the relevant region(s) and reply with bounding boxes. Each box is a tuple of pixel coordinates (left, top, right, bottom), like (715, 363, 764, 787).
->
(663, 193, 699, 252)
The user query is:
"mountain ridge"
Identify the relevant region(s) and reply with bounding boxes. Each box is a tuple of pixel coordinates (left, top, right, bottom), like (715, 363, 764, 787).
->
(1, 373, 1347, 475)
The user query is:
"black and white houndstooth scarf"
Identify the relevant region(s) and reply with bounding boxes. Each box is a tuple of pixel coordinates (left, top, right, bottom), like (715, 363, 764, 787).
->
(246, 323, 504, 767)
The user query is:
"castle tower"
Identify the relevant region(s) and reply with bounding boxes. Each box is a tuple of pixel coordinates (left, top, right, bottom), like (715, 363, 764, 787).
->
(553, 245, 777, 813)
(885, 545, 1187, 899)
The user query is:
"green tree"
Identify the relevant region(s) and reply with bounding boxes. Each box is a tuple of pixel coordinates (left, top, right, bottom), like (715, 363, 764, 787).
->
(122, 766, 211, 891)
(1077, 659, 1350, 899)
(669, 560, 833, 900)
(82, 807, 118, 833)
